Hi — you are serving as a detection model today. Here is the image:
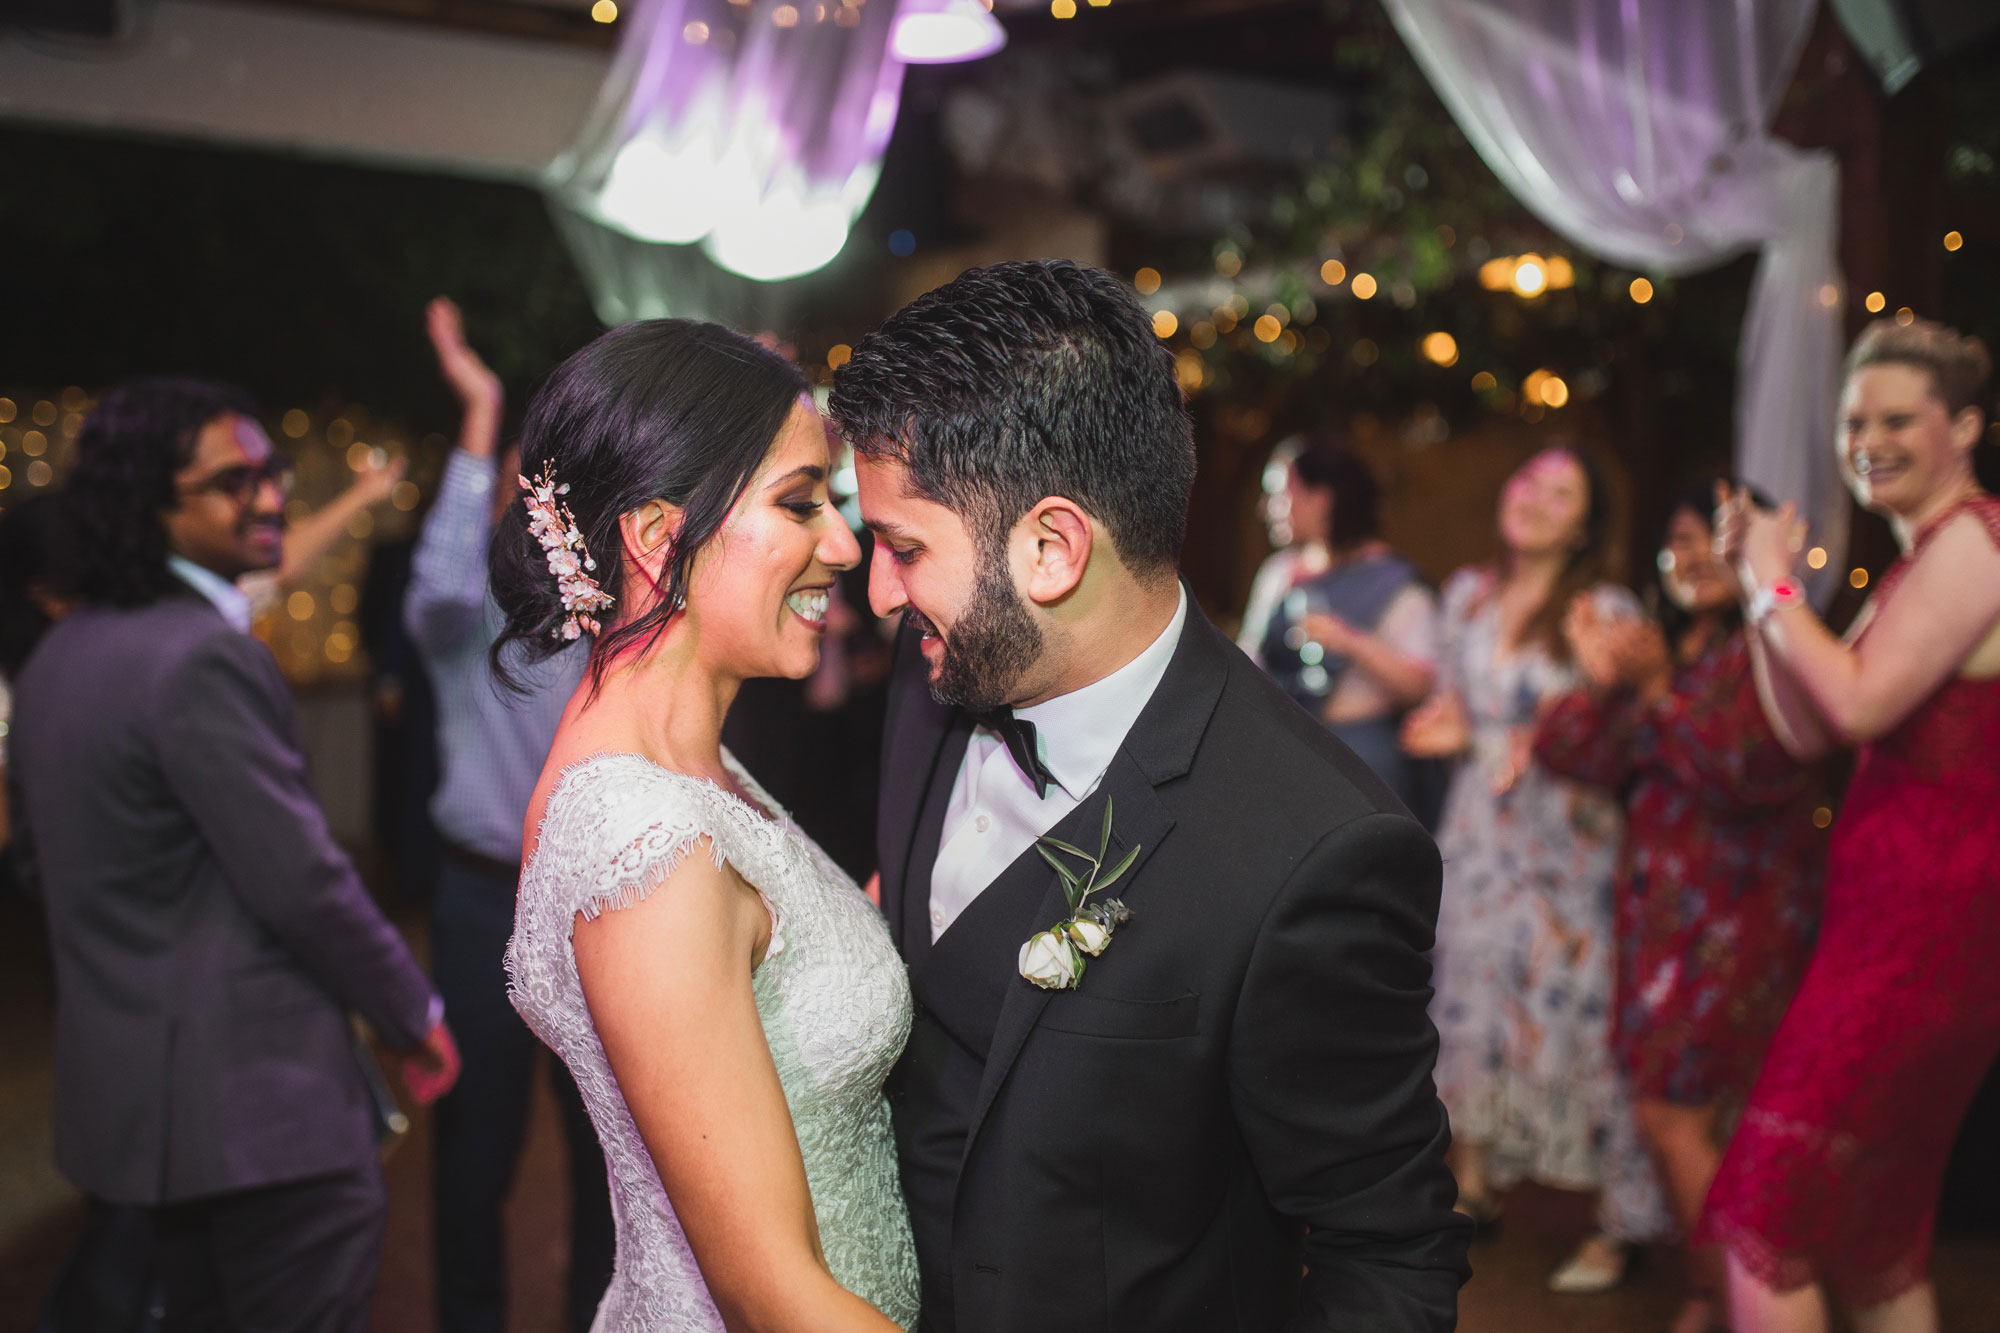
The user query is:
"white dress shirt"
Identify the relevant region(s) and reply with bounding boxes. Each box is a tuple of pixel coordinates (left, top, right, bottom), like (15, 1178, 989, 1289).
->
(928, 588, 1188, 940)
(169, 554, 255, 634)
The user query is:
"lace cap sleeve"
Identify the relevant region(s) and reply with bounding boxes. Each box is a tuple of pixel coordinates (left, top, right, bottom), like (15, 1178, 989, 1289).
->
(531, 755, 786, 957)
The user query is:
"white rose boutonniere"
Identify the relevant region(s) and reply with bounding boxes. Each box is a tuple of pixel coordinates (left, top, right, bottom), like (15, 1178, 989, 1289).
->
(1018, 799, 1138, 992)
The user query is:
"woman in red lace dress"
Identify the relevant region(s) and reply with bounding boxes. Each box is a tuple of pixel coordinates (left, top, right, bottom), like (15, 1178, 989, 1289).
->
(1537, 481, 1824, 1333)
(1703, 318, 2000, 1333)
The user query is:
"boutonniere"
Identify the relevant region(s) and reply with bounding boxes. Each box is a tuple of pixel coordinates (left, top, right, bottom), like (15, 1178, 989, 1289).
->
(1017, 799, 1138, 991)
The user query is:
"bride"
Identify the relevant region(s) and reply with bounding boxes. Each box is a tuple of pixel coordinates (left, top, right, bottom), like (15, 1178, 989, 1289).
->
(492, 319, 918, 1331)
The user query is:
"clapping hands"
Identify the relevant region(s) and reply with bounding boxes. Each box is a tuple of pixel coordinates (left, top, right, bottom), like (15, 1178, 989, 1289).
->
(1565, 594, 1672, 700)
(1714, 482, 1808, 591)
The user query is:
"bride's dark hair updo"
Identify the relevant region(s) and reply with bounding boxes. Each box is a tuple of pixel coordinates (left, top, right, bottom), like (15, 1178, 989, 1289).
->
(489, 319, 807, 689)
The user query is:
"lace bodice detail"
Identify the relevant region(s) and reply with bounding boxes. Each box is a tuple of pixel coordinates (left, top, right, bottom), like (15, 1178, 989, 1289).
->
(507, 752, 918, 1331)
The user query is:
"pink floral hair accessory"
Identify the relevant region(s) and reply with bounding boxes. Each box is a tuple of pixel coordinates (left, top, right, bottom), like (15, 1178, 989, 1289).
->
(519, 461, 616, 641)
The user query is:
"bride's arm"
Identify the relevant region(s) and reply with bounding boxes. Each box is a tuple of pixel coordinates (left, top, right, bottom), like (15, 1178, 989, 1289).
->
(574, 845, 901, 1333)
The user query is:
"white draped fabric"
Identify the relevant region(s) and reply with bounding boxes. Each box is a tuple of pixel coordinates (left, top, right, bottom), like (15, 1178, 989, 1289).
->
(1383, 0, 1848, 587)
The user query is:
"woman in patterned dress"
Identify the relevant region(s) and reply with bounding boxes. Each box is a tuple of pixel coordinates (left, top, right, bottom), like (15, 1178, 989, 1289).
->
(1403, 446, 1667, 1288)
(1703, 321, 2000, 1333)
(1535, 481, 1824, 1333)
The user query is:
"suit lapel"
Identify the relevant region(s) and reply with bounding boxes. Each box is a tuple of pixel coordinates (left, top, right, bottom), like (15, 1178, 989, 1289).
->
(957, 753, 1175, 1159)
(878, 627, 963, 961)
(952, 600, 1238, 1169)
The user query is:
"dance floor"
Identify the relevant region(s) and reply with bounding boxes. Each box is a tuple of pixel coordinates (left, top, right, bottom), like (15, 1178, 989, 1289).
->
(4, 898, 1999, 1331)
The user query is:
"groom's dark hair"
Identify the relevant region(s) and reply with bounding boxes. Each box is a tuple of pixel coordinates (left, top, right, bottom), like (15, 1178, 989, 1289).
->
(828, 259, 1195, 576)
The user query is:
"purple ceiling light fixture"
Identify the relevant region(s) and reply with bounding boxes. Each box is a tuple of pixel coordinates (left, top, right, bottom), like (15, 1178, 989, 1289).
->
(548, 0, 1002, 313)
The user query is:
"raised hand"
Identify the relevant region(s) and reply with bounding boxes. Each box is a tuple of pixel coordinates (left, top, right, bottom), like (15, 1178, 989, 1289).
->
(1740, 500, 1808, 588)
(348, 452, 409, 509)
(426, 297, 503, 423)
(1564, 593, 1620, 691)
(1608, 618, 1673, 701)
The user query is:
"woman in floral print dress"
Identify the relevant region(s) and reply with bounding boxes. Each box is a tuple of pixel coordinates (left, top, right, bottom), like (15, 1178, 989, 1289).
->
(1403, 447, 1668, 1290)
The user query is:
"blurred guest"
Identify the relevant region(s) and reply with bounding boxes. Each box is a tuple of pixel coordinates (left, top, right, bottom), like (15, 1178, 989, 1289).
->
(1237, 437, 1333, 654)
(404, 298, 613, 1333)
(1703, 319, 2000, 1333)
(1402, 446, 1667, 1286)
(1246, 439, 1438, 814)
(10, 378, 457, 1330)
(1535, 480, 1824, 1333)
(237, 449, 405, 620)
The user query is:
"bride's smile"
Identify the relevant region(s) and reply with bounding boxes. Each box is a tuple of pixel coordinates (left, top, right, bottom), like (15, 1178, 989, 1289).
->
(674, 399, 860, 684)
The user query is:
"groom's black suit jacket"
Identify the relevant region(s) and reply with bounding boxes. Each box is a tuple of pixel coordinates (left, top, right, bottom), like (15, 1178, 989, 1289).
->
(879, 601, 1470, 1333)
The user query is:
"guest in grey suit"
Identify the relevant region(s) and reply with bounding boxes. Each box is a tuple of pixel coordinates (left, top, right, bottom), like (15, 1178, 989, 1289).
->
(10, 378, 460, 1331)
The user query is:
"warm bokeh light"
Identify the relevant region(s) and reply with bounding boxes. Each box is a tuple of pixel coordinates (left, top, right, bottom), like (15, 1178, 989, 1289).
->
(1629, 277, 1654, 304)
(1944, 231, 1963, 252)
(22, 431, 46, 457)
(1478, 257, 1513, 291)
(1511, 256, 1547, 298)
(288, 591, 316, 622)
(1819, 283, 1841, 309)
(1522, 369, 1569, 408)
(1051, 0, 1076, 16)
(1350, 272, 1377, 300)
(1214, 249, 1242, 277)
(282, 409, 310, 438)
(1470, 370, 1497, 392)
(1174, 350, 1205, 393)
(1865, 291, 1886, 313)
(392, 481, 420, 512)
(1895, 306, 1915, 326)
(1152, 310, 1179, 339)
(1189, 322, 1216, 349)
(1266, 303, 1289, 326)
(827, 343, 853, 369)
(1320, 259, 1346, 286)
(0, 399, 15, 423)
(1850, 567, 1869, 589)
(1812, 806, 1833, 829)
(1806, 546, 1827, 570)
(1351, 338, 1379, 366)
(346, 441, 374, 471)
(32, 401, 56, 426)
(684, 20, 710, 41)
(25, 460, 52, 487)
(1134, 267, 1161, 295)
(1421, 331, 1459, 367)
(591, 0, 618, 21)
(1544, 255, 1575, 289)
(1253, 315, 1282, 343)
(773, 4, 800, 26)
(331, 583, 360, 615)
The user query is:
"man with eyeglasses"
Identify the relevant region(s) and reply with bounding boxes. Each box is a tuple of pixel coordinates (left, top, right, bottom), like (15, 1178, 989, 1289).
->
(9, 378, 458, 1330)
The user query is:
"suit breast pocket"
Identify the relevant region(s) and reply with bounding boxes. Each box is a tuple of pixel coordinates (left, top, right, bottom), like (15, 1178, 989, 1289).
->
(1040, 991, 1199, 1040)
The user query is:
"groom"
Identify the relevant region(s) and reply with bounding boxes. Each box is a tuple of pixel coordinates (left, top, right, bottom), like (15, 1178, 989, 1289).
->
(832, 259, 1469, 1332)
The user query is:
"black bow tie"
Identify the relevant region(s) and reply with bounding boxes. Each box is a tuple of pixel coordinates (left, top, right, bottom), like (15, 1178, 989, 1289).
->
(971, 706, 1057, 799)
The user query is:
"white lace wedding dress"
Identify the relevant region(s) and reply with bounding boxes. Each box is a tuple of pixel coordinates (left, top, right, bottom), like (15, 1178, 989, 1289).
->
(507, 751, 920, 1331)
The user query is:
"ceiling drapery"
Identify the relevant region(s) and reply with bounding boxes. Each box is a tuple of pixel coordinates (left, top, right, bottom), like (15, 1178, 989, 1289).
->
(1383, 0, 1848, 594)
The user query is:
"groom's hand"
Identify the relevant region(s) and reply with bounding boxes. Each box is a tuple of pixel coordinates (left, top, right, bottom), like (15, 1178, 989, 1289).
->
(862, 872, 881, 907)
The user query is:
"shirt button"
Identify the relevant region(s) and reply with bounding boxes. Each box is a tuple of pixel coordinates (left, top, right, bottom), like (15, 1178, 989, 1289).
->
(930, 908, 944, 928)
(975, 815, 991, 833)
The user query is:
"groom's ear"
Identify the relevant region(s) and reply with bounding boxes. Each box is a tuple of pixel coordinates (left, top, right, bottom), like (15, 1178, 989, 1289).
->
(619, 498, 685, 597)
(1015, 497, 1095, 607)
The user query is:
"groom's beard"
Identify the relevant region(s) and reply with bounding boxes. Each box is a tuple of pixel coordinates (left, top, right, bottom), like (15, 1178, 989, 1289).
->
(908, 552, 1043, 713)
